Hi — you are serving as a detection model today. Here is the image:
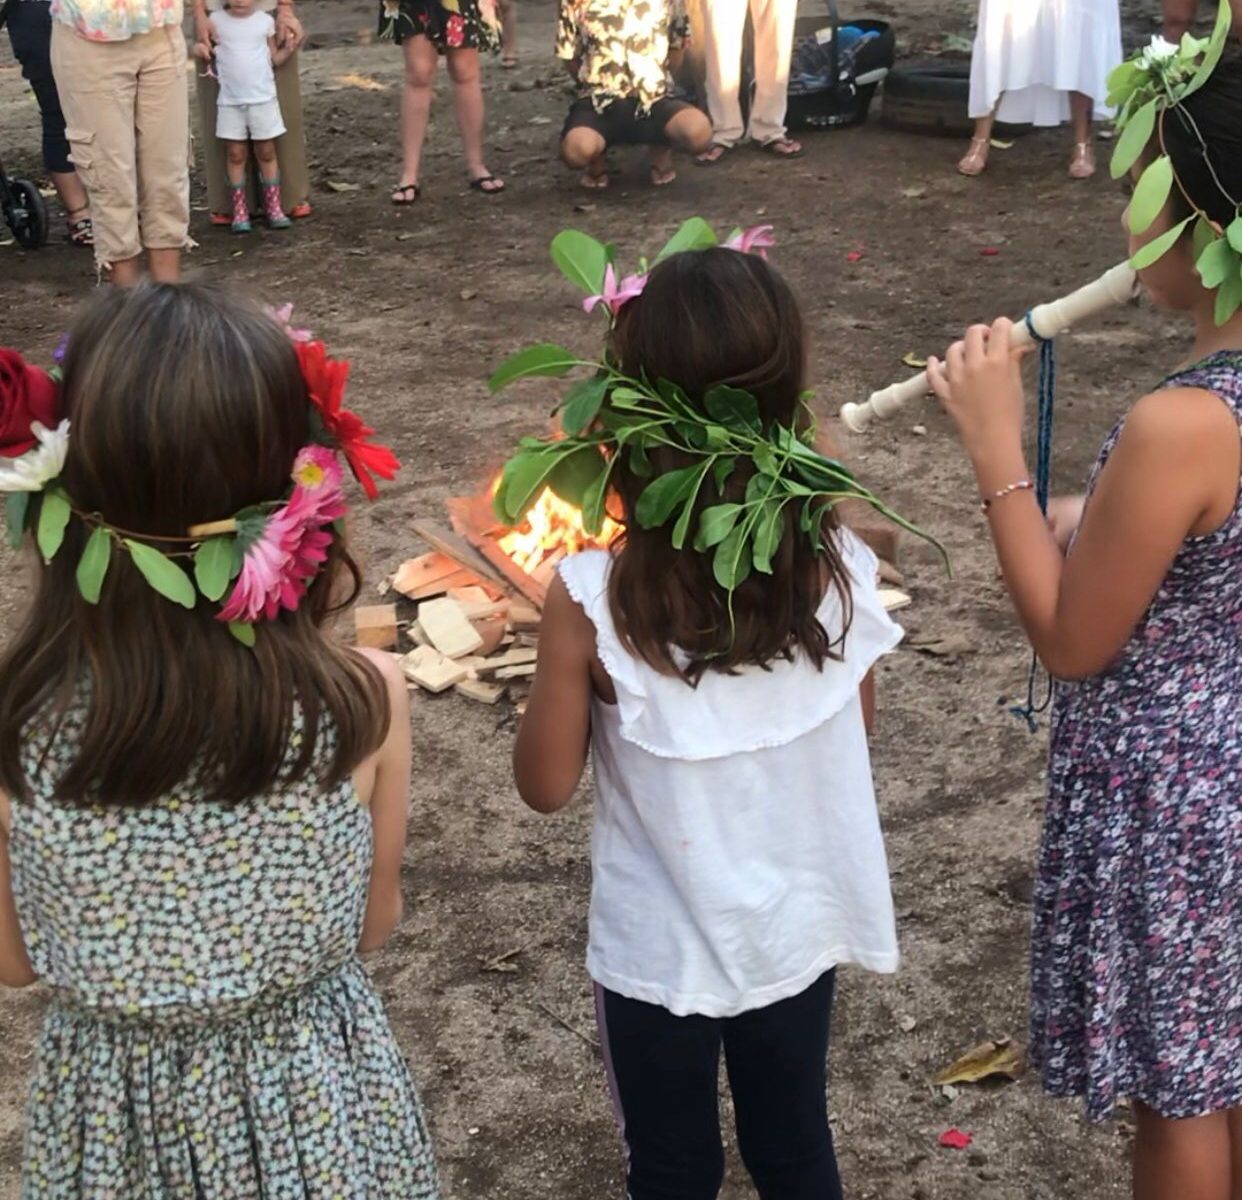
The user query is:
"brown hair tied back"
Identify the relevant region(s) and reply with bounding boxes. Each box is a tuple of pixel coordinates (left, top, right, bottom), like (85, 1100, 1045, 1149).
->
(606, 248, 852, 684)
(0, 284, 389, 807)
(1165, 51, 1242, 228)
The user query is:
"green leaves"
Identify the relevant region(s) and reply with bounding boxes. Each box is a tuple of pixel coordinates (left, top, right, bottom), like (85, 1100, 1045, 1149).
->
(488, 344, 582, 393)
(1111, 97, 1158, 180)
(123, 540, 196, 609)
(75, 526, 111, 604)
(561, 376, 608, 435)
(1227, 216, 1242, 255)
(713, 522, 753, 591)
(1214, 270, 1242, 326)
(5, 493, 29, 550)
(36, 488, 71, 561)
(635, 464, 703, 527)
(704, 386, 761, 432)
(1130, 215, 1194, 269)
(1127, 155, 1174, 236)
(1184, 0, 1233, 100)
(655, 217, 718, 262)
(551, 230, 609, 295)
(1196, 235, 1236, 288)
(194, 537, 235, 602)
(694, 503, 742, 551)
(228, 621, 256, 647)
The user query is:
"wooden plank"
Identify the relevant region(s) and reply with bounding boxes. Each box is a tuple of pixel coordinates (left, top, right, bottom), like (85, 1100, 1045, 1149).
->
(392, 552, 462, 598)
(411, 517, 517, 598)
(355, 604, 398, 649)
(446, 495, 548, 609)
(418, 598, 484, 659)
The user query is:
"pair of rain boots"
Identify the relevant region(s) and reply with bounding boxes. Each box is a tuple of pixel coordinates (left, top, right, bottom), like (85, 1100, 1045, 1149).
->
(230, 176, 292, 234)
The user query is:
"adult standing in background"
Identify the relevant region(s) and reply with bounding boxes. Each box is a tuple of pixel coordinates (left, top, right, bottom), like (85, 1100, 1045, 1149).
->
(958, 0, 1121, 178)
(192, 0, 311, 226)
(2, 0, 93, 246)
(697, 0, 802, 164)
(48, 0, 189, 285)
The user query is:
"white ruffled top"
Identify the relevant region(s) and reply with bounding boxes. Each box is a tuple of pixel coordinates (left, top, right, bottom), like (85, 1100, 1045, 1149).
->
(559, 530, 903, 1018)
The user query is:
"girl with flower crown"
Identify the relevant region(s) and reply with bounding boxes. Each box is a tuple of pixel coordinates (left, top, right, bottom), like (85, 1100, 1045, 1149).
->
(0, 285, 438, 1198)
(507, 233, 907, 1199)
(931, 16, 1242, 1197)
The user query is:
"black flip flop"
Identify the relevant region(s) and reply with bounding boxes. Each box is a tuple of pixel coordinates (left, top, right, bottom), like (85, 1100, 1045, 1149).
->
(391, 183, 421, 206)
(469, 174, 506, 195)
(758, 138, 804, 159)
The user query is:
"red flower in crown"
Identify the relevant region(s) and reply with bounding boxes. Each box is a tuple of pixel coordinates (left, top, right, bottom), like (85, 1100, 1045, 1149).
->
(295, 340, 400, 500)
(0, 349, 59, 458)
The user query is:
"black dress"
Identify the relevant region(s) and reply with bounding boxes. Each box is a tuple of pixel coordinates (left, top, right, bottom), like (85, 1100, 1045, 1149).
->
(379, 0, 499, 52)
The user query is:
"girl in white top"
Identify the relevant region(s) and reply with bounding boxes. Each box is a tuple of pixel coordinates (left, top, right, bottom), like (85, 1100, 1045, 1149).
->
(203, 0, 294, 232)
(959, 0, 1122, 179)
(515, 246, 902, 1200)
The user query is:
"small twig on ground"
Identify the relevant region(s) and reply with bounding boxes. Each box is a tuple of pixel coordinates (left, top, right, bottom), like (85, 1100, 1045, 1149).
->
(478, 946, 525, 974)
(535, 1001, 600, 1051)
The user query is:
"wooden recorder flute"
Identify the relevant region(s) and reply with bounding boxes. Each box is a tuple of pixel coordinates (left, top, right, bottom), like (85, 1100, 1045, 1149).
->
(838, 263, 1139, 434)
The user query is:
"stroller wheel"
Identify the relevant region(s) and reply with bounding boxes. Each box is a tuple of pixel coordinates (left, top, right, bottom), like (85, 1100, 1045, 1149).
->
(9, 178, 50, 250)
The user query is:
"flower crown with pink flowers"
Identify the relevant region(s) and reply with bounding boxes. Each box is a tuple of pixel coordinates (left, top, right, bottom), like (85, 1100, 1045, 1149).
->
(489, 218, 943, 607)
(1, 309, 398, 646)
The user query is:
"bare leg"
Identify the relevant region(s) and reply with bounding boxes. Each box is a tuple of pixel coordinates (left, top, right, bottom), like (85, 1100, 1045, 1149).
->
(50, 170, 90, 219)
(1229, 1109, 1242, 1200)
(398, 35, 437, 194)
(958, 111, 995, 176)
(560, 126, 608, 188)
(499, 0, 518, 65)
(665, 106, 713, 154)
(1133, 1102, 1231, 1200)
(649, 146, 676, 186)
(225, 139, 249, 187)
(446, 47, 503, 190)
(1068, 91, 1096, 179)
(108, 255, 144, 287)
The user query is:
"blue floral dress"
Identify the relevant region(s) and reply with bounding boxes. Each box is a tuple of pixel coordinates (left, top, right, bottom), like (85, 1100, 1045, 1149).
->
(9, 705, 440, 1199)
(1030, 351, 1242, 1122)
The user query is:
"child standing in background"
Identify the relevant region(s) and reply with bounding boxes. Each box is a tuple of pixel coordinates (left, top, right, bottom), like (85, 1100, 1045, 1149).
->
(206, 0, 294, 232)
(515, 247, 903, 1199)
(0, 286, 437, 1198)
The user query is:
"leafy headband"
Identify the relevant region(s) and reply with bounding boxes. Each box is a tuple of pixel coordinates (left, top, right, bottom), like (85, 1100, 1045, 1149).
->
(489, 218, 944, 601)
(0, 309, 399, 645)
(1109, 3, 1242, 323)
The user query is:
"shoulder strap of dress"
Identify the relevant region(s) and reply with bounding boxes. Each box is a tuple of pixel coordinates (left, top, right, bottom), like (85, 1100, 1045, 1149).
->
(1161, 350, 1242, 422)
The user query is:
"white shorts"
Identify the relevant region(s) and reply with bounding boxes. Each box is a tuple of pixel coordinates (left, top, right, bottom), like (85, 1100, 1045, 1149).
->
(217, 98, 286, 141)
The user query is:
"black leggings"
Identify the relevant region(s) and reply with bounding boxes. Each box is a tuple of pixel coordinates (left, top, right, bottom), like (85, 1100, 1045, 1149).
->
(6, 0, 73, 174)
(595, 971, 842, 1200)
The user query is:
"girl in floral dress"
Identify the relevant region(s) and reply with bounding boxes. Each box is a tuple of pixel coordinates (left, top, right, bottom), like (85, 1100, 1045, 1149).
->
(380, 0, 505, 202)
(929, 42, 1242, 1200)
(0, 285, 439, 1199)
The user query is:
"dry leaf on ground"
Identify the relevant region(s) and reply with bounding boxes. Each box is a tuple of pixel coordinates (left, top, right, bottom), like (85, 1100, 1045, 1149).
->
(935, 1036, 1026, 1085)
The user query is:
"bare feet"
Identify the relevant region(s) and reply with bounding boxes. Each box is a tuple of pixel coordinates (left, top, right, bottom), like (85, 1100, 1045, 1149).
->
(758, 137, 803, 158)
(957, 137, 990, 176)
(695, 143, 731, 166)
(1069, 141, 1096, 180)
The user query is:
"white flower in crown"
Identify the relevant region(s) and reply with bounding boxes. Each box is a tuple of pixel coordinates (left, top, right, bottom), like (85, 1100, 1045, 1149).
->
(0, 420, 70, 493)
(1139, 35, 1180, 69)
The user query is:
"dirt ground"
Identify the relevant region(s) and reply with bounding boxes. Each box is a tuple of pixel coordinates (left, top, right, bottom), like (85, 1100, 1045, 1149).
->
(0, 0, 1195, 1196)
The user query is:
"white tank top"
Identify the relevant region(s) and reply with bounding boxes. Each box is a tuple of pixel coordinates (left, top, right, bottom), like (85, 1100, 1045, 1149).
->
(559, 531, 902, 1018)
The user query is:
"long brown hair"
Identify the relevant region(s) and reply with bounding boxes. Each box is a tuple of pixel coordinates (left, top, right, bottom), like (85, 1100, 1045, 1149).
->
(607, 247, 852, 683)
(0, 284, 389, 807)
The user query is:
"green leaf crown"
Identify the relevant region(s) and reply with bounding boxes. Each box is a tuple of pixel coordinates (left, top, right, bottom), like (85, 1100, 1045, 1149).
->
(488, 219, 946, 602)
(1108, 3, 1242, 323)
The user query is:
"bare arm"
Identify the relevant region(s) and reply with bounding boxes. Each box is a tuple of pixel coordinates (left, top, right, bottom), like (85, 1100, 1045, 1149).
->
(0, 793, 36, 988)
(353, 650, 412, 953)
(930, 320, 1240, 679)
(513, 575, 594, 813)
(270, 33, 295, 68)
(860, 669, 876, 736)
(193, 2, 216, 61)
(274, 0, 304, 51)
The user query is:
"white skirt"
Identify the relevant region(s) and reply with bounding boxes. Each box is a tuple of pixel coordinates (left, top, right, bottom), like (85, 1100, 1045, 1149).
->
(968, 0, 1122, 125)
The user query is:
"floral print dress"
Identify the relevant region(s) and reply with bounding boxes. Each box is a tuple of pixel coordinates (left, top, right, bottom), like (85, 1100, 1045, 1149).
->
(9, 705, 440, 1199)
(379, 0, 499, 53)
(1030, 351, 1242, 1122)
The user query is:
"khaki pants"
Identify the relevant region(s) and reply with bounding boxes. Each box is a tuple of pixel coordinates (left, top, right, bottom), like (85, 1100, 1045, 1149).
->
(702, 0, 797, 146)
(195, 55, 310, 220)
(51, 22, 190, 267)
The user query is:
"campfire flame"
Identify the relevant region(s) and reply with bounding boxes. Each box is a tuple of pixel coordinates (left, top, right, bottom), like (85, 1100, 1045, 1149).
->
(496, 485, 622, 575)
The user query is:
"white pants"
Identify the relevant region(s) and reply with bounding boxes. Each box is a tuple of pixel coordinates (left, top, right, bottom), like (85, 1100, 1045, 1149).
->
(216, 98, 286, 141)
(702, 0, 798, 146)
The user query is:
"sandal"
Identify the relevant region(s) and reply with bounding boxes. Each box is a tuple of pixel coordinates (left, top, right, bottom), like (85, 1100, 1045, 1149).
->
(65, 207, 94, 248)
(501, 54, 518, 69)
(469, 173, 505, 195)
(957, 137, 990, 177)
(695, 143, 731, 166)
(649, 162, 676, 187)
(758, 137, 803, 159)
(391, 182, 421, 206)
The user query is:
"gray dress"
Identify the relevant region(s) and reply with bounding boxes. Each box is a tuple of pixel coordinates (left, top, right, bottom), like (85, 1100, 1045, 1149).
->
(9, 705, 439, 1199)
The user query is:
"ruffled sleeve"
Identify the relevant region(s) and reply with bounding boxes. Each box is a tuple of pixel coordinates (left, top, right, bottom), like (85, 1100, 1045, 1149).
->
(558, 532, 903, 761)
